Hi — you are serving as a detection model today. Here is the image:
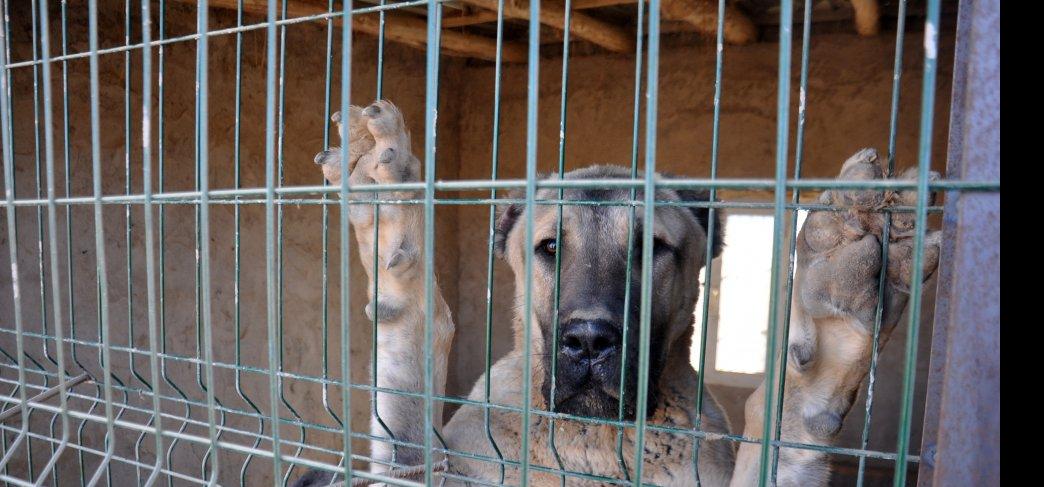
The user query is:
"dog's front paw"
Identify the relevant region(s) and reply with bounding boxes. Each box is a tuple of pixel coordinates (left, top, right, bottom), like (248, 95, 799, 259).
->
(320, 101, 425, 285)
(357, 100, 421, 186)
(797, 148, 942, 330)
(315, 106, 374, 185)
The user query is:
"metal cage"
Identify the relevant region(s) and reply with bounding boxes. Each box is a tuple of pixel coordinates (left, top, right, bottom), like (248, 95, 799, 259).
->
(0, 0, 999, 486)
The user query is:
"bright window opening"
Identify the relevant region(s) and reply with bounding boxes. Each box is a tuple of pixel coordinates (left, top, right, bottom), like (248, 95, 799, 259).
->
(690, 210, 809, 380)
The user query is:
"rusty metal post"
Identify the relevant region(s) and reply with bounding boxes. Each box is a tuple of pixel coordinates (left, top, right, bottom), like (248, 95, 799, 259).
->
(917, 0, 1000, 485)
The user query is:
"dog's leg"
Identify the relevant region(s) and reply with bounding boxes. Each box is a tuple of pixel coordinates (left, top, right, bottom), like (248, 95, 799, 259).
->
(317, 100, 455, 472)
(731, 149, 940, 486)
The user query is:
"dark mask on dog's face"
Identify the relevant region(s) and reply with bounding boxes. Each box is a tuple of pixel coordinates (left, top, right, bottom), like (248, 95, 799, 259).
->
(495, 166, 721, 420)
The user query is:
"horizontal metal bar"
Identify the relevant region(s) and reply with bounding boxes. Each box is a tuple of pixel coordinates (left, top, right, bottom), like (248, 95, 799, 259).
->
(0, 196, 949, 214)
(0, 422, 207, 485)
(3, 0, 448, 70)
(0, 179, 1000, 207)
(0, 394, 424, 487)
(0, 365, 918, 465)
(0, 375, 408, 471)
(0, 372, 90, 423)
(0, 385, 915, 487)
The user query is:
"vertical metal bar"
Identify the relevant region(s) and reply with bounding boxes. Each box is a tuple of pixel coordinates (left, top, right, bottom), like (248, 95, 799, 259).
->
(3, 0, 37, 478)
(886, 0, 909, 168)
(274, 2, 306, 483)
(124, 0, 148, 396)
(770, 0, 812, 480)
(84, 0, 118, 483)
(125, 1, 154, 481)
(371, 0, 397, 464)
(691, 1, 725, 483)
(423, 0, 442, 483)
(546, 0, 572, 482)
(338, 0, 354, 484)
(27, 0, 60, 479)
(156, 2, 195, 484)
(376, 0, 386, 96)
(140, 0, 168, 484)
(102, 0, 131, 473)
(633, 0, 661, 482)
(519, 0, 540, 483)
(231, 1, 265, 484)
(0, 0, 33, 477)
(56, 1, 102, 483)
(616, 0, 644, 478)
(758, 0, 793, 484)
(192, 1, 221, 484)
(189, 1, 224, 481)
(482, 0, 507, 481)
(53, 0, 98, 482)
(893, 0, 941, 484)
(917, 1, 999, 484)
(265, 0, 285, 480)
(27, 0, 47, 351)
(857, 3, 907, 485)
(0, 0, 18, 475)
(319, 0, 344, 448)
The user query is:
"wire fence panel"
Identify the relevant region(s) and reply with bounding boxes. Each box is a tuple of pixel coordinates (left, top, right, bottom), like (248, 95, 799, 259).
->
(0, 0, 999, 486)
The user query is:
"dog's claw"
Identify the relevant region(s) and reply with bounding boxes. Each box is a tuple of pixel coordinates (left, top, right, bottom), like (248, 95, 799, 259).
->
(804, 410, 843, 439)
(789, 343, 814, 371)
(386, 249, 405, 270)
(363, 103, 382, 118)
(315, 148, 339, 165)
(365, 297, 404, 322)
(385, 241, 417, 271)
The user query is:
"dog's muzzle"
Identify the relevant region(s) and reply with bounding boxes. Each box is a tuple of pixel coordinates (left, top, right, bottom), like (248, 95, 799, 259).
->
(551, 319, 624, 417)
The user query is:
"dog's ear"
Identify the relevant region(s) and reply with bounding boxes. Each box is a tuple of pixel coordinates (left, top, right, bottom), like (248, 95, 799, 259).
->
(674, 187, 724, 259)
(494, 173, 551, 258)
(494, 197, 522, 259)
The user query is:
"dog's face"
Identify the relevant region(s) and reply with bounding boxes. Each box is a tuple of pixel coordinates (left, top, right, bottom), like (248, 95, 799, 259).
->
(496, 165, 722, 420)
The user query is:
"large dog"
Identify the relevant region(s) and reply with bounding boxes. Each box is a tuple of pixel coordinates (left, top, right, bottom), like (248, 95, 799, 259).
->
(300, 100, 940, 486)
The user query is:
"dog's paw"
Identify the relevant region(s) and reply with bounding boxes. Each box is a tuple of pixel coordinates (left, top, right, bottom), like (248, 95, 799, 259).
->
(355, 100, 420, 186)
(797, 148, 942, 330)
(315, 106, 375, 185)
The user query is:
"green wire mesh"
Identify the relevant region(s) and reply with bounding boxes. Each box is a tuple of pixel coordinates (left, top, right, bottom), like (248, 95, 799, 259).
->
(0, 0, 998, 486)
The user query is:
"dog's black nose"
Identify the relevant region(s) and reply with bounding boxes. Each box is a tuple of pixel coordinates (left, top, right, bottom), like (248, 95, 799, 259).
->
(561, 320, 619, 362)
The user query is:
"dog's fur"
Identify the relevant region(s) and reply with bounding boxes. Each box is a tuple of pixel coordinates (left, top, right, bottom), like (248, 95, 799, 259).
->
(302, 101, 940, 486)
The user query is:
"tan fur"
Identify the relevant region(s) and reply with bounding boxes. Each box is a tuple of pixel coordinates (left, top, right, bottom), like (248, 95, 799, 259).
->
(732, 148, 941, 486)
(308, 102, 941, 487)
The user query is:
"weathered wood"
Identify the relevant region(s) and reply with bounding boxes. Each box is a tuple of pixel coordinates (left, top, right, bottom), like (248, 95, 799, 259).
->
(661, 0, 758, 45)
(195, 0, 527, 62)
(460, 0, 634, 52)
(442, 9, 501, 28)
(850, 0, 881, 36)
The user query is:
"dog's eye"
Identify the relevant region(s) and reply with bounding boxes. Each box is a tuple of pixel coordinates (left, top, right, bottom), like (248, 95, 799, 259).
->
(652, 237, 673, 256)
(630, 236, 674, 259)
(536, 239, 558, 257)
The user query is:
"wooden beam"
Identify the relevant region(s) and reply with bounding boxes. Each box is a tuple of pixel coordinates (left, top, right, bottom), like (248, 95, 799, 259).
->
(573, 0, 633, 9)
(850, 0, 881, 36)
(442, 9, 501, 28)
(195, 0, 527, 62)
(460, 0, 634, 53)
(661, 0, 757, 45)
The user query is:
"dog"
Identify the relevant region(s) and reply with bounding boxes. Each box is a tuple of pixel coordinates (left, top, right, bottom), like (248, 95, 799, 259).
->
(300, 101, 940, 486)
